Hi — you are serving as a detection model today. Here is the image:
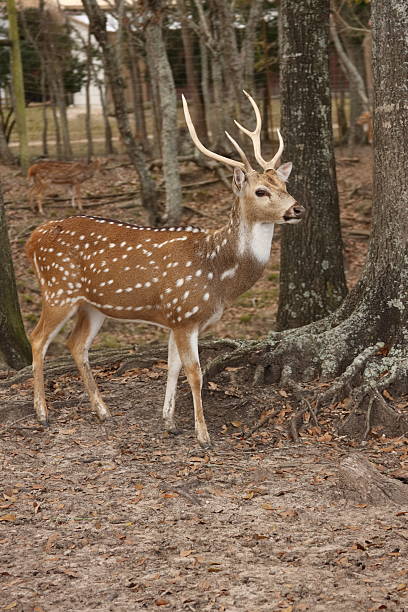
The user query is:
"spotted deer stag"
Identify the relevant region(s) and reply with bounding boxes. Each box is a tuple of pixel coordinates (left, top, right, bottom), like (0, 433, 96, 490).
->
(25, 91, 304, 447)
(28, 159, 101, 215)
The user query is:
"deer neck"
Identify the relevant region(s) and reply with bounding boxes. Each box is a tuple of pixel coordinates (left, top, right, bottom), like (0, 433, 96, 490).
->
(206, 199, 274, 303)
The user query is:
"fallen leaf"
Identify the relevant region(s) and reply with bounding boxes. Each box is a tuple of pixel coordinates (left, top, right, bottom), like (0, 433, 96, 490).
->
(155, 599, 169, 606)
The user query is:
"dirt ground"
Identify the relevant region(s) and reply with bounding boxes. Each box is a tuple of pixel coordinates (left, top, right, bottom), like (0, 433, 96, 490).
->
(1, 147, 408, 611)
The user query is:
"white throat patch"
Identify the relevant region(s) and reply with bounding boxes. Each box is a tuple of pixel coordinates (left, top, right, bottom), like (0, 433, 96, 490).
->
(247, 223, 274, 264)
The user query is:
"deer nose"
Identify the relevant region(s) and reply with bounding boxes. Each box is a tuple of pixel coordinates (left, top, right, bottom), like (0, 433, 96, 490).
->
(283, 203, 305, 221)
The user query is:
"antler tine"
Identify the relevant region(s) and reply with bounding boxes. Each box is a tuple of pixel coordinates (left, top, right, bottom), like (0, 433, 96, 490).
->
(182, 95, 245, 170)
(233, 90, 265, 170)
(234, 91, 285, 171)
(266, 128, 284, 171)
(224, 131, 253, 171)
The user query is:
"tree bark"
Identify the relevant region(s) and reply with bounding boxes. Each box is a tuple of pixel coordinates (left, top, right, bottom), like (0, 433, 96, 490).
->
(82, 0, 160, 225)
(0, 188, 32, 370)
(144, 0, 182, 225)
(277, 0, 347, 330)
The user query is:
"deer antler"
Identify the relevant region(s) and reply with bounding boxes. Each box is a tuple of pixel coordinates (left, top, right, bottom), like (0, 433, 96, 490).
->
(182, 95, 252, 171)
(234, 90, 284, 171)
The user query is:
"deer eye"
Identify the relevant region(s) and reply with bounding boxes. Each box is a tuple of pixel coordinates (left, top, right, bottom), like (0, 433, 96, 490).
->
(255, 189, 269, 197)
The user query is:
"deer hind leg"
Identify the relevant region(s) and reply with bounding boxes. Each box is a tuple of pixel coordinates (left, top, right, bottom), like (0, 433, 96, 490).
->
(30, 303, 78, 424)
(29, 180, 45, 215)
(162, 331, 182, 434)
(172, 327, 211, 448)
(66, 303, 111, 421)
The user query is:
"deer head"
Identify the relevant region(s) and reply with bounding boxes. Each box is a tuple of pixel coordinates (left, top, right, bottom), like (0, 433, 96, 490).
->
(182, 90, 304, 228)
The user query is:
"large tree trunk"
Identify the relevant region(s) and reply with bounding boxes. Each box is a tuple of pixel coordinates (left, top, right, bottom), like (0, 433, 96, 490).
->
(208, 0, 407, 441)
(144, 0, 182, 225)
(277, 0, 347, 330)
(0, 188, 32, 370)
(82, 0, 160, 225)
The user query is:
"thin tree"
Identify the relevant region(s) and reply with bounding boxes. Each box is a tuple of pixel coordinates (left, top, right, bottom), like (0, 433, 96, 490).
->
(277, 0, 347, 329)
(144, 0, 182, 225)
(0, 115, 14, 164)
(177, 0, 206, 139)
(7, 0, 29, 171)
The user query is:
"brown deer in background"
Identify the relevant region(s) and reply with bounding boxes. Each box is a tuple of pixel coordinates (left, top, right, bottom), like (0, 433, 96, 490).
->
(356, 111, 373, 144)
(25, 92, 304, 448)
(28, 159, 101, 215)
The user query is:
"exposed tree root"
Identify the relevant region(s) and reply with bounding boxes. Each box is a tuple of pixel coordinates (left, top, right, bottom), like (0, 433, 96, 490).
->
(203, 324, 408, 441)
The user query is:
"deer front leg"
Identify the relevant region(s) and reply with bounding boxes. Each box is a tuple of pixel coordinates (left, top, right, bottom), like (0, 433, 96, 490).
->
(162, 331, 182, 434)
(173, 327, 211, 448)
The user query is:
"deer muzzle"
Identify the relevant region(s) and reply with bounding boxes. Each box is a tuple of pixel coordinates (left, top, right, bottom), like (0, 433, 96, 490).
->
(283, 203, 305, 223)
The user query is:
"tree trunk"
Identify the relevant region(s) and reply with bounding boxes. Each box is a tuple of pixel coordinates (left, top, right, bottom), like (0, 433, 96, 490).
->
(177, 0, 206, 139)
(199, 37, 212, 144)
(50, 92, 62, 160)
(345, 39, 366, 146)
(241, 0, 263, 95)
(43, 24, 73, 161)
(82, 0, 160, 225)
(0, 188, 32, 370)
(277, 0, 347, 330)
(144, 1, 182, 225)
(85, 28, 94, 163)
(7, 0, 29, 171)
(0, 117, 14, 165)
(127, 38, 149, 149)
(40, 63, 49, 158)
(362, 31, 373, 104)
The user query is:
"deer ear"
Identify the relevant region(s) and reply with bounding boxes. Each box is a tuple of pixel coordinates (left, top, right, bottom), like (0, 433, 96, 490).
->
(276, 162, 292, 182)
(232, 167, 247, 195)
